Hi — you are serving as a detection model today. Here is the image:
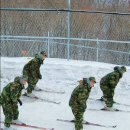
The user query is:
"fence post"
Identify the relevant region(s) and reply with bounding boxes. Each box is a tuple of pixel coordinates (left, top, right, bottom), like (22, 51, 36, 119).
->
(128, 50, 130, 66)
(48, 31, 50, 58)
(67, 0, 70, 61)
(96, 38, 99, 62)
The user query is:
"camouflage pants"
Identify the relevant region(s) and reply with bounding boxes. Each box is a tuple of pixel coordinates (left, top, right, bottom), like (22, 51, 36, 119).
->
(2, 102, 19, 127)
(26, 77, 39, 94)
(100, 84, 114, 107)
(71, 107, 84, 130)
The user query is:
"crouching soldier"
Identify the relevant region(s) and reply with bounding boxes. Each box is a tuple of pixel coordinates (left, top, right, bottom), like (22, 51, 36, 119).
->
(69, 77, 96, 130)
(0, 75, 28, 130)
(22, 51, 47, 97)
(100, 66, 126, 111)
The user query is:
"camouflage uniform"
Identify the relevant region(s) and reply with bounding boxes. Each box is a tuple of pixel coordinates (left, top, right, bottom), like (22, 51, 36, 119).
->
(69, 78, 95, 130)
(23, 54, 43, 94)
(100, 66, 126, 108)
(0, 95, 2, 105)
(1, 77, 24, 127)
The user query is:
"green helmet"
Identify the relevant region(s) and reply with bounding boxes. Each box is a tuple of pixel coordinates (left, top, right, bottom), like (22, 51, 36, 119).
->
(41, 51, 47, 56)
(14, 76, 20, 82)
(20, 75, 28, 84)
(114, 66, 120, 71)
(37, 51, 47, 60)
(14, 75, 28, 84)
(21, 75, 28, 80)
(89, 77, 96, 83)
(121, 66, 126, 72)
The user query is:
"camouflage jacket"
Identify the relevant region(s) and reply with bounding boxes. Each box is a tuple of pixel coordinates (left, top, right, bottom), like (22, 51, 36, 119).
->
(100, 70, 122, 89)
(23, 54, 43, 79)
(69, 80, 91, 111)
(1, 81, 24, 104)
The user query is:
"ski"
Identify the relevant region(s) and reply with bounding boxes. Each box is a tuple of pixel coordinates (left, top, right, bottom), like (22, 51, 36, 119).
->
(35, 89, 65, 94)
(22, 93, 61, 104)
(89, 98, 130, 107)
(57, 119, 116, 128)
(1, 127, 17, 130)
(0, 121, 54, 130)
(88, 108, 130, 112)
(34, 88, 44, 92)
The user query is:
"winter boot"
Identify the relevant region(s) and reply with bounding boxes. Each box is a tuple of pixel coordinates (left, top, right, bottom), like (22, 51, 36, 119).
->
(102, 106, 119, 111)
(27, 93, 37, 98)
(100, 96, 107, 102)
(12, 119, 25, 125)
(3, 126, 17, 130)
(101, 96, 116, 103)
(23, 92, 37, 98)
(34, 86, 42, 91)
(82, 119, 86, 123)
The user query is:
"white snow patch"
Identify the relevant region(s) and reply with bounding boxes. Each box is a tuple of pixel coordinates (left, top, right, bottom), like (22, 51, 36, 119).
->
(1, 57, 130, 130)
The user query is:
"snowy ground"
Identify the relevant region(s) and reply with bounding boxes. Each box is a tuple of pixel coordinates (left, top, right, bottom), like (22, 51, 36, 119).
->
(0, 57, 130, 130)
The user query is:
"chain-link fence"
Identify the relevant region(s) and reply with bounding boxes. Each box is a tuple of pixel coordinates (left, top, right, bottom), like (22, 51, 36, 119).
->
(1, 35, 130, 65)
(1, 1, 130, 65)
(1, 10, 129, 40)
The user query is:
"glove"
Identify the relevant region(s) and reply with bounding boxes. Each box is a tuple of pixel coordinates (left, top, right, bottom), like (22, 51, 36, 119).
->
(38, 74, 42, 79)
(17, 99, 22, 106)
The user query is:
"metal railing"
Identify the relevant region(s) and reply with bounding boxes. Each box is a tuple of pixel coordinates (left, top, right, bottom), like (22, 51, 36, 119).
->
(1, 35, 130, 65)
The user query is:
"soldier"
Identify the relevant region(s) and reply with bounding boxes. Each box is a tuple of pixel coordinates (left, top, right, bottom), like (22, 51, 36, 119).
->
(0, 75, 28, 130)
(69, 77, 96, 130)
(100, 66, 126, 110)
(22, 51, 47, 97)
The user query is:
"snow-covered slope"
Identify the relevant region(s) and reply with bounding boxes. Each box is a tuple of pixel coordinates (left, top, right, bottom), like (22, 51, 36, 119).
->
(1, 57, 130, 130)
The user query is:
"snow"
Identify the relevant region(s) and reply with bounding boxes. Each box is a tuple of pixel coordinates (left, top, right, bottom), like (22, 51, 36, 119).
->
(1, 57, 130, 130)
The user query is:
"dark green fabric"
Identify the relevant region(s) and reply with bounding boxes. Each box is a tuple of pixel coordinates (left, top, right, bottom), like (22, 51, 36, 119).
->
(2, 102, 19, 127)
(69, 79, 91, 130)
(100, 70, 122, 107)
(23, 54, 43, 93)
(26, 77, 38, 93)
(72, 108, 84, 130)
(1, 81, 23, 127)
